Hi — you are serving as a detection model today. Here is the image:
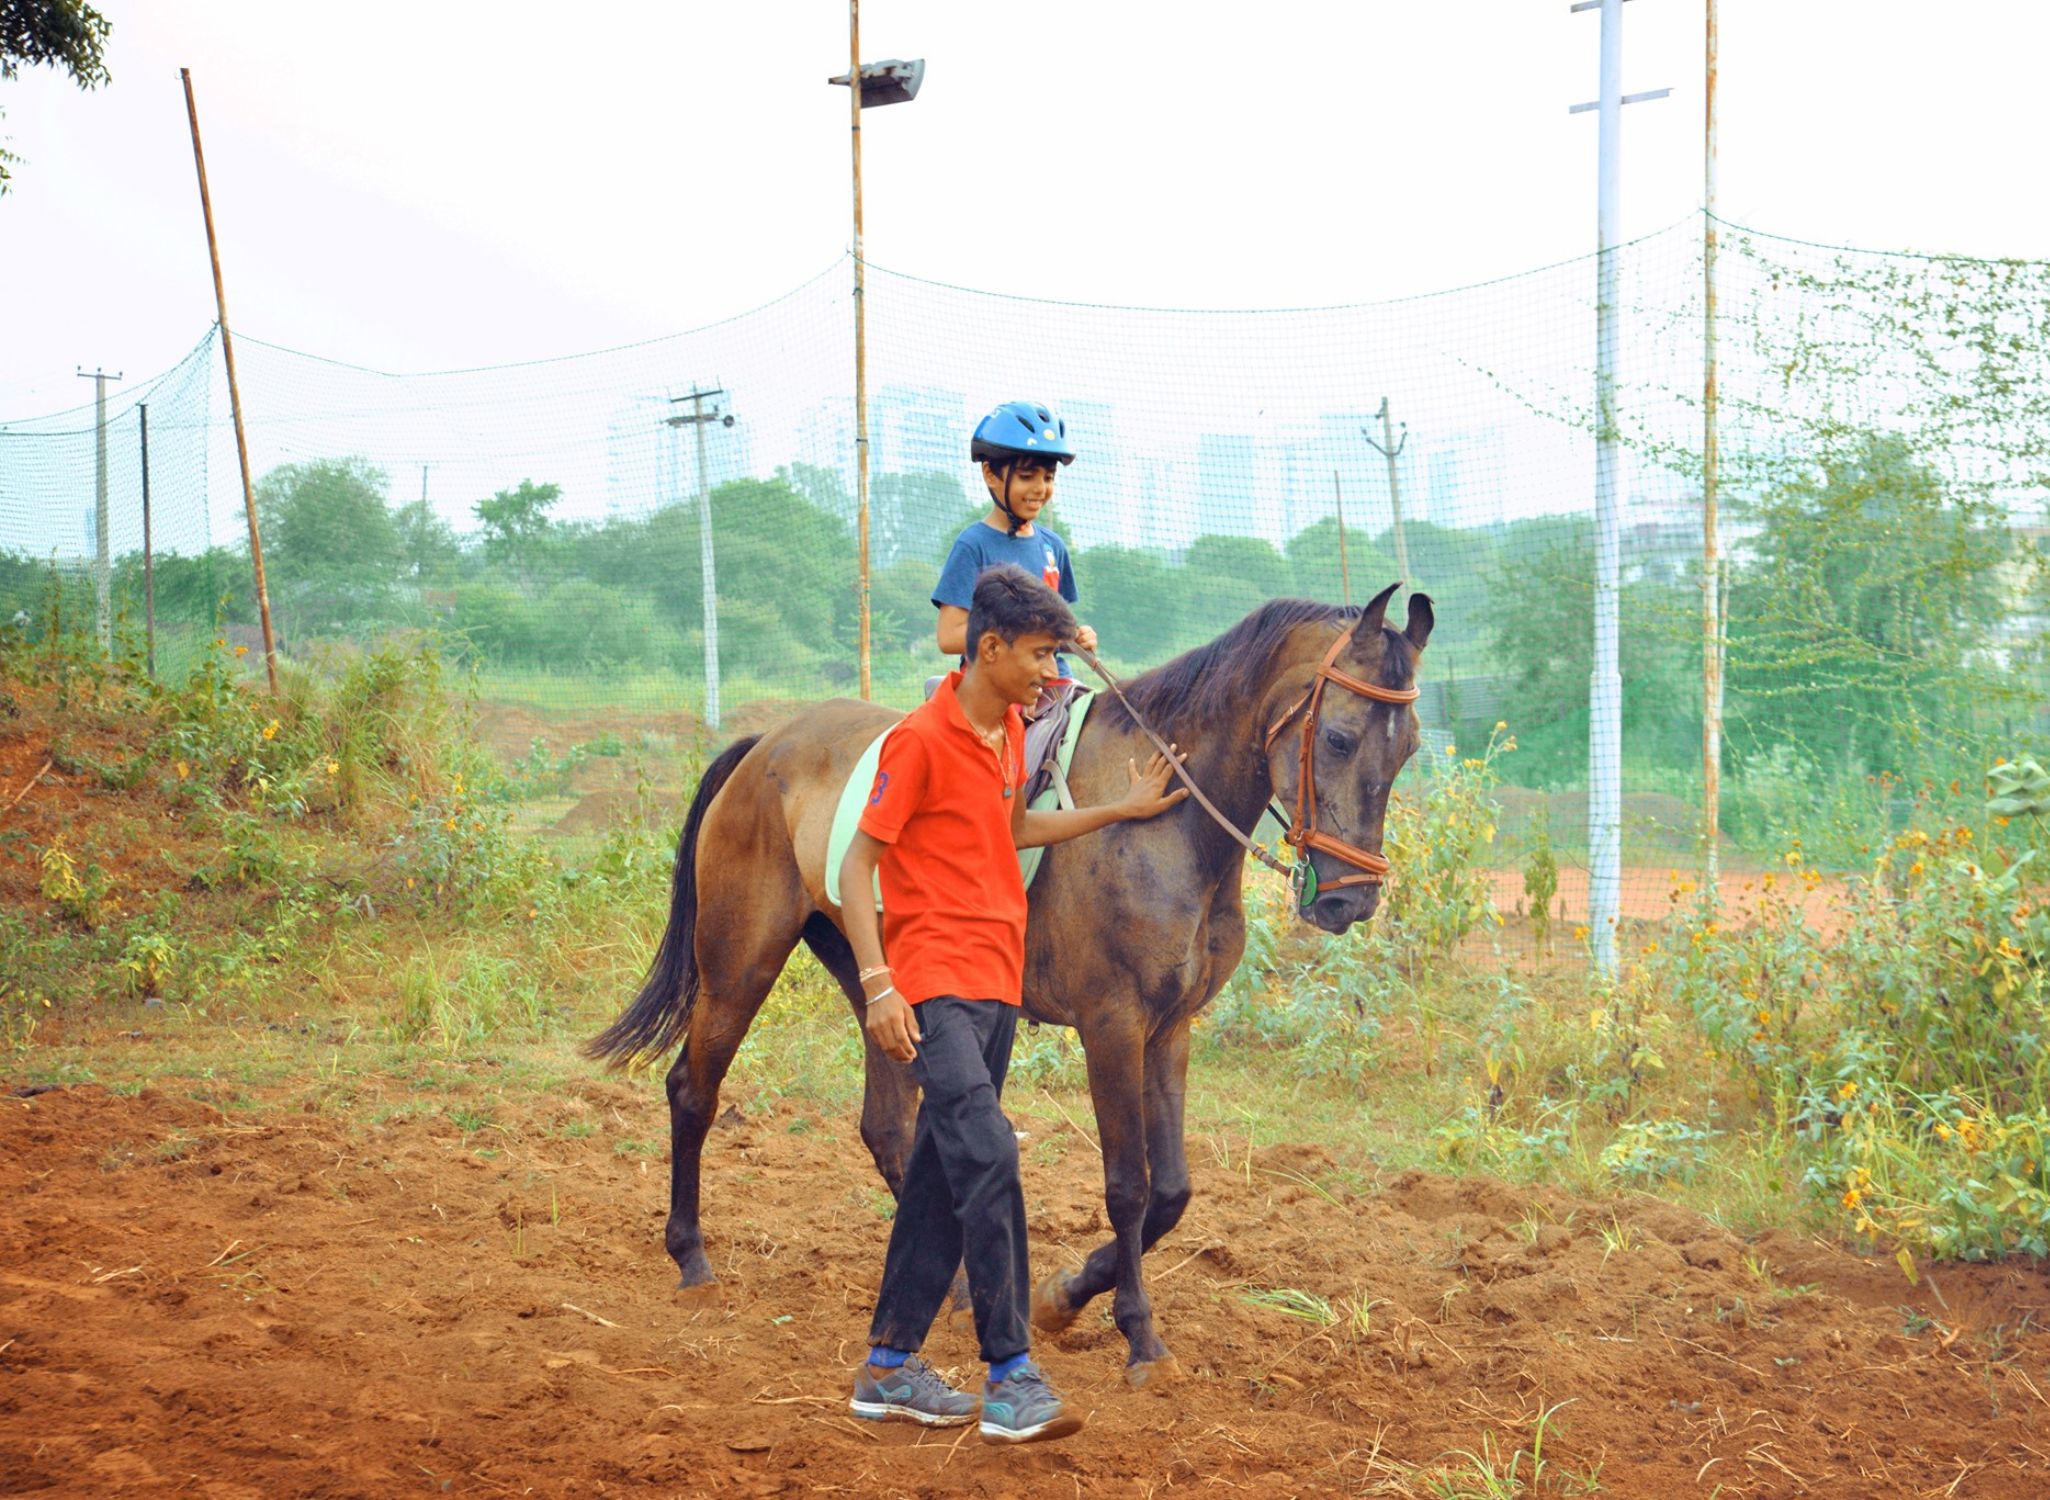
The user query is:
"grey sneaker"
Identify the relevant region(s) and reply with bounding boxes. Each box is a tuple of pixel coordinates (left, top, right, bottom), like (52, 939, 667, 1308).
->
(849, 1355, 978, 1426)
(979, 1361, 1083, 1444)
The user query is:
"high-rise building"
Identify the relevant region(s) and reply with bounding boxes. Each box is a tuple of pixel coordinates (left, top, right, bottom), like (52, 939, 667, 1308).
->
(1048, 396, 1123, 548)
(1195, 432, 1258, 540)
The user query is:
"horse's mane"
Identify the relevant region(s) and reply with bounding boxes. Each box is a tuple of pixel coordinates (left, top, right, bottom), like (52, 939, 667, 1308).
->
(1100, 597, 1410, 735)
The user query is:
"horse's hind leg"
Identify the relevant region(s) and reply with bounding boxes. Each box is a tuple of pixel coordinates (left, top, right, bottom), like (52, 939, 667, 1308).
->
(665, 903, 804, 1298)
(800, 915, 976, 1325)
(801, 914, 919, 1194)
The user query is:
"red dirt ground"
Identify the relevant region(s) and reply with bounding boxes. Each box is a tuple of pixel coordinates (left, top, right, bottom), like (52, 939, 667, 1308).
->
(5, 1082, 2048, 1497)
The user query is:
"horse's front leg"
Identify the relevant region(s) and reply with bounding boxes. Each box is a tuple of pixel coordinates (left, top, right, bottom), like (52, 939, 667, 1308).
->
(1032, 1016, 1180, 1383)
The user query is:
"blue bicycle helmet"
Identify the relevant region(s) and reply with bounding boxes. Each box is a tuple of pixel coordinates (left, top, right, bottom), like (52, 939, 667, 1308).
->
(969, 401, 1077, 468)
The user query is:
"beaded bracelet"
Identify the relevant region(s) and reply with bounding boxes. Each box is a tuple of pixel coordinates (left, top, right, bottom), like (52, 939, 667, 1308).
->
(857, 965, 892, 982)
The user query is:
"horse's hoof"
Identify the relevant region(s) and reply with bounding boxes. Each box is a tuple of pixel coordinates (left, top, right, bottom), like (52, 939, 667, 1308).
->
(944, 1298, 976, 1336)
(674, 1276, 720, 1307)
(1125, 1355, 1181, 1392)
(1030, 1270, 1081, 1334)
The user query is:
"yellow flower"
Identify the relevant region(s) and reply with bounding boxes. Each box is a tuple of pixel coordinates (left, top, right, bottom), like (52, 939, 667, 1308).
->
(1444, 744, 1457, 757)
(453, 776, 465, 796)
(261, 719, 279, 741)
(442, 816, 458, 833)
(1837, 1080, 1859, 1100)
(173, 759, 190, 780)
(1755, 1010, 1771, 1026)
(325, 759, 339, 775)
(1935, 1123, 1953, 1141)
(1995, 815, 2011, 828)
(234, 644, 249, 657)
(1574, 925, 1589, 944)
(1494, 721, 1507, 732)
(405, 877, 416, 890)
(527, 908, 539, 921)
(1841, 1188, 1862, 1209)
(1908, 860, 1924, 876)
(1589, 1008, 1606, 1031)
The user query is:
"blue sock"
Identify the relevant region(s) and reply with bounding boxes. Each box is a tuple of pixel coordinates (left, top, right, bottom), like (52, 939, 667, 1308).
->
(988, 1352, 1030, 1385)
(867, 1345, 912, 1369)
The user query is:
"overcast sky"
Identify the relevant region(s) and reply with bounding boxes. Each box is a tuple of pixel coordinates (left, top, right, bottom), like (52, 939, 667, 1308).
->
(3, 0, 2048, 421)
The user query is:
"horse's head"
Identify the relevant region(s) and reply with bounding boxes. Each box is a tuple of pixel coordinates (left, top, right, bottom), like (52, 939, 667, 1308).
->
(1268, 582, 1434, 934)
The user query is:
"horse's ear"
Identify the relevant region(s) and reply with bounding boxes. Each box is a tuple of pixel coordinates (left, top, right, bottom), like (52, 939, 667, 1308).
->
(1404, 592, 1435, 652)
(1361, 581, 1401, 632)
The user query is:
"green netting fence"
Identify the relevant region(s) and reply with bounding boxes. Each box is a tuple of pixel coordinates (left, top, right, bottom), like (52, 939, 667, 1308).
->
(2, 215, 2043, 946)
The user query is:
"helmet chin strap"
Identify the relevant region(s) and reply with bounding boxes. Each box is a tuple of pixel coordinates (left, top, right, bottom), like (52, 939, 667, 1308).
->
(997, 463, 1027, 536)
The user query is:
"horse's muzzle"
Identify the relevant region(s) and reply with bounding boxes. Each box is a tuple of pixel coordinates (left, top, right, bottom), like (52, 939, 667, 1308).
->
(1304, 884, 1379, 934)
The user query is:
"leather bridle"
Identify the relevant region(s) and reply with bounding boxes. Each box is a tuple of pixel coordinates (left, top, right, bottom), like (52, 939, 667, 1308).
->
(1261, 622, 1419, 894)
(1070, 622, 1419, 904)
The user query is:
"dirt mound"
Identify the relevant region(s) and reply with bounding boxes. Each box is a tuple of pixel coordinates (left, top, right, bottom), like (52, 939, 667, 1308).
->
(3, 1085, 2046, 1496)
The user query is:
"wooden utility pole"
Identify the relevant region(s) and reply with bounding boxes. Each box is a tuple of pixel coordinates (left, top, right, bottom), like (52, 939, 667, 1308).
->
(1331, 471, 1352, 605)
(181, 67, 278, 695)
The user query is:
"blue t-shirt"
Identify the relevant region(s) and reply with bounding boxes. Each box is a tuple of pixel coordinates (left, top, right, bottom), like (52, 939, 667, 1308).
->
(933, 521, 1079, 677)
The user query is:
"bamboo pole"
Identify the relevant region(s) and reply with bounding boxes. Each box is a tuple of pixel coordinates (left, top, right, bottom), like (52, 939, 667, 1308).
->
(848, 2, 872, 700)
(140, 402, 155, 678)
(1702, 0, 1723, 902)
(1332, 470, 1352, 606)
(181, 68, 278, 696)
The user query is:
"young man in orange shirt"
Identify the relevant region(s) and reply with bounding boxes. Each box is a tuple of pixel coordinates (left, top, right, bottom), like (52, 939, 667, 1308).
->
(840, 563, 1186, 1444)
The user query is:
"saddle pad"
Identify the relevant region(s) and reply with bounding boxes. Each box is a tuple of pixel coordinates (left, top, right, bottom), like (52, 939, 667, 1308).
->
(825, 692, 1096, 912)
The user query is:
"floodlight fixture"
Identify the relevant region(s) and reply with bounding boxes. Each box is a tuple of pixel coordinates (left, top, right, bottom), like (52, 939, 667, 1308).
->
(827, 57, 924, 107)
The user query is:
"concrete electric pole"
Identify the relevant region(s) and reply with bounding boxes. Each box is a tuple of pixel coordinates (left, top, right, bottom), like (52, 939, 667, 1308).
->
(666, 387, 735, 732)
(77, 366, 122, 654)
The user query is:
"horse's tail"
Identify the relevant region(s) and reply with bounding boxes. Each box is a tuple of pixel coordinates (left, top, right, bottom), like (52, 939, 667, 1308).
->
(583, 734, 762, 1071)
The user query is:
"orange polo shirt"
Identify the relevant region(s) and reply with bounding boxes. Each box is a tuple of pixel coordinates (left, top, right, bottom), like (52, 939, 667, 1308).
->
(857, 672, 1029, 1005)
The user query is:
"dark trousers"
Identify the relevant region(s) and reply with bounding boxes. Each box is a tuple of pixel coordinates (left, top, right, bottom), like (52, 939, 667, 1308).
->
(868, 996, 1030, 1364)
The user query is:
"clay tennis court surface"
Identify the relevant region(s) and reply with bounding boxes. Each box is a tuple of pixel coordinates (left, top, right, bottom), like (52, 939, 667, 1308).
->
(5, 1078, 2048, 1498)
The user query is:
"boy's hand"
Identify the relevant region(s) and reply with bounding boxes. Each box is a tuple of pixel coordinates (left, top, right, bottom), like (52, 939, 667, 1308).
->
(1120, 745, 1191, 821)
(865, 989, 921, 1064)
(1072, 623, 1098, 654)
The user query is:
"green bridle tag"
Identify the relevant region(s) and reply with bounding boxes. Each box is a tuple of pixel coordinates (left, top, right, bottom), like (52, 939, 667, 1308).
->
(1291, 858, 1319, 910)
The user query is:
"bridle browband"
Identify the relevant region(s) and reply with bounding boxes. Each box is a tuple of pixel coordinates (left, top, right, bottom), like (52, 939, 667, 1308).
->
(1071, 619, 1419, 900)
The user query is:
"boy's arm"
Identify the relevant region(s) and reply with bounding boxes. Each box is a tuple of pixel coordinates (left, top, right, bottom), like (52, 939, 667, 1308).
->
(931, 533, 982, 656)
(1055, 542, 1097, 654)
(1013, 746, 1189, 850)
(839, 831, 921, 1063)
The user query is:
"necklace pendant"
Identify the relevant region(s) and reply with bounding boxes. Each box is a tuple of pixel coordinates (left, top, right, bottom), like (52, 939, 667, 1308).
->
(1002, 785, 1013, 799)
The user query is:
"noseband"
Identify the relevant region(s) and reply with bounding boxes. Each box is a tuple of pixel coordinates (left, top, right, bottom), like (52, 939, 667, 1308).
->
(1263, 623, 1419, 897)
(1068, 624, 1418, 907)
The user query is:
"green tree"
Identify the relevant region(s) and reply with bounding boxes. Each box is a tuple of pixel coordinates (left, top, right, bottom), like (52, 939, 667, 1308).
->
(390, 499, 461, 583)
(1478, 514, 1700, 783)
(1727, 434, 2011, 774)
(2, 0, 111, 194)
(1180, 535, 1292, 642)
(253, 458, 399, 634)
(1286, 516, 1397, 606)
(473, 479, 561, 595)
(873, 470, 976, 569)
(1074, 545, 1183, 664)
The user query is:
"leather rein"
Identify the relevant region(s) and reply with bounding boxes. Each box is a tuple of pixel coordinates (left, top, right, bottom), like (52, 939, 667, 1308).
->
(1070, 622, 1418, 897)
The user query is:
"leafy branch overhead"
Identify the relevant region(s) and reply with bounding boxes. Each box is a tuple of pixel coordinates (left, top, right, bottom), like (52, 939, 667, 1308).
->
(0, 0, 114, 194)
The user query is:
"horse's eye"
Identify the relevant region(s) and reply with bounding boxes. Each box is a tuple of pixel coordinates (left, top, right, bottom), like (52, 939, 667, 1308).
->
(1323, 728, 1355, 757)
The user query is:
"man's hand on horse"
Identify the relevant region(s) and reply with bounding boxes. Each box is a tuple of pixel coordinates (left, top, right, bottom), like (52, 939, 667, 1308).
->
(1120, 745, 1191, 821)
(865, 990, 921, 1064)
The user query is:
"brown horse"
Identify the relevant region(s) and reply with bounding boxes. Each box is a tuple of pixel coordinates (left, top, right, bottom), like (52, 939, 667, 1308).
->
(586, 584, 1433, 1384)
